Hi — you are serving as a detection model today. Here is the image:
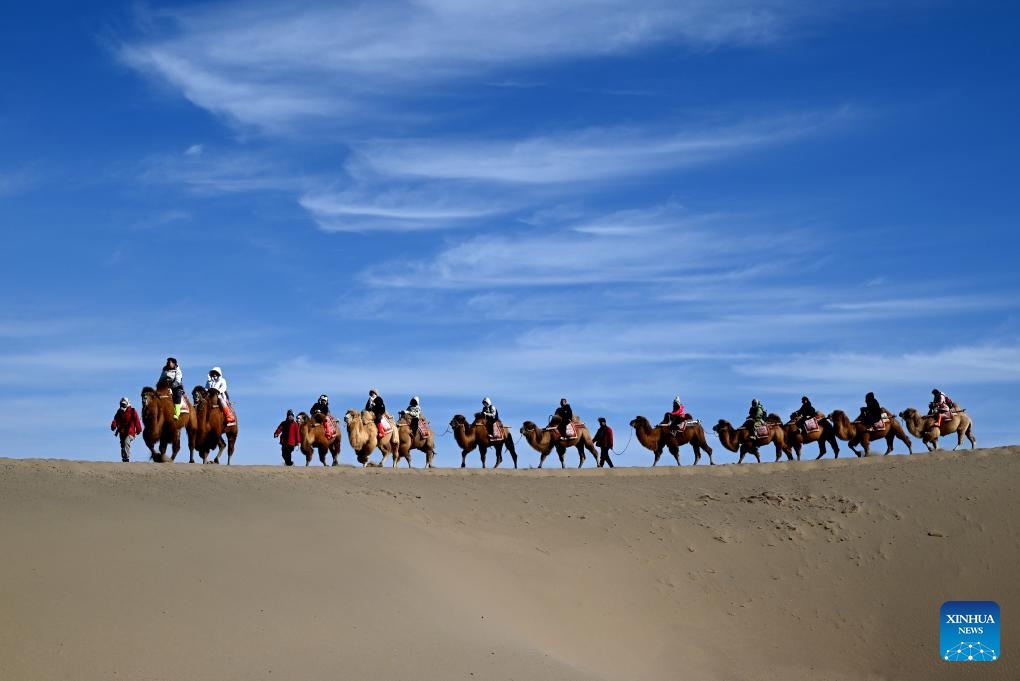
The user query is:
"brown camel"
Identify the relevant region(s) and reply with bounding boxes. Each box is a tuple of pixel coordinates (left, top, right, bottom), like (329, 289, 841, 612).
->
(296, 412, 342, 466)
(190, 386, 238, 464)
(344, 409, 399, 467)
(828, 409, 913, 456)
(712, 416, 792, 463)
(449, 413, 518, 468)
(395, 413, 436, 468)
(140, 380, 195, 463)
(783, 411, 841, 460)
(629, 415, 714, 466)
(899, 407, 975, 451)
(519, 417, 599, 468)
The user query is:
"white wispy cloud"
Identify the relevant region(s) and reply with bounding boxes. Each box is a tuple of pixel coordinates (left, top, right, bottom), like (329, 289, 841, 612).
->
(298, 185, 512, 232)
(350, 113, 842, 184)
(362, 204, 804, 287)
(733, 344, 1020, 386)
(119, 0, 815, 131)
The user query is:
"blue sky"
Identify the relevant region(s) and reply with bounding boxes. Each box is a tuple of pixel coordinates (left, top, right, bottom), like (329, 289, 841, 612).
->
(1, 0, 1018, 465)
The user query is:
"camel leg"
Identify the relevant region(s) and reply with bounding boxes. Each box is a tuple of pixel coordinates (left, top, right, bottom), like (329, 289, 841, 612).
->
(538, 451, 549, 468)
(480, 446, 487, 469)
(966, 424, 976, 449)
(461, 449, 468, 468)
(576, 445, 584, 469)
(900, 431, 914, 455)
(703, 441, 714, 465)
(737, 447, 746, 464)
(494, 444, 503, 469)
(558, 447, 566, 469)
(692, 446, 701, 465)
(652, 449, 662, 466)
(671, 446, 681, 466)
(227, 435, 235, 465)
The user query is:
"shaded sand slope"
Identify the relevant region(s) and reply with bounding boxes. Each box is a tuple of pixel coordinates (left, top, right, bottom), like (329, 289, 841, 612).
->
(1, 449, 1018, 680)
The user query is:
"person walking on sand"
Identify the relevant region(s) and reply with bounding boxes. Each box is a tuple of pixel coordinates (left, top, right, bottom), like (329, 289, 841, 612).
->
(274, 410, 302, 466)
(111, 397, 142, 462)
(593, 417, 615, 468)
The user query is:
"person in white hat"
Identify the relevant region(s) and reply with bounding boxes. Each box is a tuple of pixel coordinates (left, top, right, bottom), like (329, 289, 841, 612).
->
(206, 367, 234, 422)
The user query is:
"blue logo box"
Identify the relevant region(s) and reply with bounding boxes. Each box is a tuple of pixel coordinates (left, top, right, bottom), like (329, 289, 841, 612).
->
(941, 601, 999, 661)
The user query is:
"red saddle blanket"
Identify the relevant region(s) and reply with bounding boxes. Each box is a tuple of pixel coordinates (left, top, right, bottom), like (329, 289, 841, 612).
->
(323, 417, 337, 440)
(754, 424, 770, 439)
(378, 415, 394, 437)
(802, 417, 818, 433)
(490, 421, 505, 441)
(417, 418, 430, 438)
(870, 416, 889, 432)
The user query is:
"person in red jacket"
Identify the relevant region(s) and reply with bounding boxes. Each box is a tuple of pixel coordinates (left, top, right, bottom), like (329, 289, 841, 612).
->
(273, 410, 303, 466)
(593, 417, 615, 468)
(111, 397, 142, 462)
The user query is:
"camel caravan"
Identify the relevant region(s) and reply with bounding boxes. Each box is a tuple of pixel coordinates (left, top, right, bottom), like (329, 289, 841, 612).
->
(118, 360, 978, 468)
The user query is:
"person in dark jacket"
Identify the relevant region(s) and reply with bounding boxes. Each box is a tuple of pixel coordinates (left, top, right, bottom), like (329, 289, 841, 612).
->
(593, 417, 615, 468)
(795, 396, 817, 431)
(310, 394, 335, 438)
(861, 392, 884, 427)
(273, 410, 302, 466)
(111, 397, 142, 462)
(661, 395, 688, 429)
(553, 398, 573, 438)
(310, 394, 330, 418)
(366, 389, 387, 437)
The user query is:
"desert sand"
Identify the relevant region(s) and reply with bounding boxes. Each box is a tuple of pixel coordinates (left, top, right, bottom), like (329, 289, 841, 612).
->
(1, 448, 1017, 680)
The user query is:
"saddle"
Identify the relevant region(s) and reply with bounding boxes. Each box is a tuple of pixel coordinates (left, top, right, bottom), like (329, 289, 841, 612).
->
(321, 415, 337, 439)
(670, 418, 698, 434)
(157, 388, 191, 414)
(753, 423, 770, 439)
(802, 417, 819, 434)
(378, 414, 395, 437)
(869, 415, 890, 432)
(490, 421, 505, 441)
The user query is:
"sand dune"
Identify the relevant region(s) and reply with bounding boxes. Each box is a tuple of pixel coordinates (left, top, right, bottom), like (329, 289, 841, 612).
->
(1, 449, 1017, 680)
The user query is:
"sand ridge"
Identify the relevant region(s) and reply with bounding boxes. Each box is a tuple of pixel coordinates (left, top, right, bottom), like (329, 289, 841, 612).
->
(1, 449, 1017, 680)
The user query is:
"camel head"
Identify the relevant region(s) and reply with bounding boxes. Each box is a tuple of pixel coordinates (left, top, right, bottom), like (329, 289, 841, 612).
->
(630, 416, 652, 431)
(450, 414, 469, 429)
(140, 386, 156, 406)
(191, 385, 207, 404)
(712, 419, 732, 435)
(899, 407, 919, 421)
(296, 412, 309, 425)
(343, 409, 359, 425)
(520, 421, 538, 436)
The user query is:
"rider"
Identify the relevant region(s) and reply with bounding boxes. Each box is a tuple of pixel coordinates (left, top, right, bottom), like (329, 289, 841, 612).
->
(310, 394, 331, 418)
(929, 388, 956, 426)
(795, 396, 817, 431)
(366, 389, 387, 437)
(661, 395, 688, 430)
(743, 399, 767, 437)
(481, 397, 499, 437)
(205, 367, 234, 422)
(310, 394, 335, 438)
(553, 398, 573, 438)
(404, 396, 423, 435)
(862, 392, 884, 428)
(159, 357, 185, 419)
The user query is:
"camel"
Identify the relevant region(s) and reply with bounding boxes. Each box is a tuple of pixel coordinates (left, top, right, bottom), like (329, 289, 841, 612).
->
(519, 417, 599, 468)
(828, 410, 913, 456)
(395, 413, 436, 468)
(140, 380, 195, 463)
(783, 411, 841, 460)
(899, 407, 975, 451)
(344, 409, 399, 467)
(712, 416, 792, 463)
(629, 415, 714, 465)
(191, 387, 238, 464)
(296, 412, 342, 466)
(449, 413, 518, 468)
